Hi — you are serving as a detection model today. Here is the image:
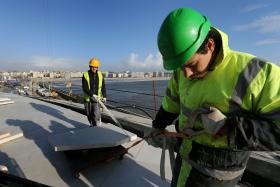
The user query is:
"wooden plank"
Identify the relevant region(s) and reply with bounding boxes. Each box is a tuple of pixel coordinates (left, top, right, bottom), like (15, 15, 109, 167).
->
(0, 132, 23, 145)
(0, 98, 11, 102)
(0, 101, 14, 105)
(0, 132, 11, 139)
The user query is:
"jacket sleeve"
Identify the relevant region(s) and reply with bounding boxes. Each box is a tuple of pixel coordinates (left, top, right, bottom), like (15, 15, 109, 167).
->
(152, 70, 180, 130)
(152, 106, 179, 130)
(227, 62, 280, 151)
(226, 116, 280, 151)
(161, 70, 180, 114)
(82, 75, 93, 96)
(102, 77, 106, 98)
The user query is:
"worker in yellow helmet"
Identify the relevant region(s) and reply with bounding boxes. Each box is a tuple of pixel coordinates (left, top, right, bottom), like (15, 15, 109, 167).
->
(82, 57, 106, 126)
(147, 7, 280, 187)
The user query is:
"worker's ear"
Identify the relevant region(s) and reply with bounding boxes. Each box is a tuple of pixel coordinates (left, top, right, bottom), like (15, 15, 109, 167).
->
(207, 38, 215, 53)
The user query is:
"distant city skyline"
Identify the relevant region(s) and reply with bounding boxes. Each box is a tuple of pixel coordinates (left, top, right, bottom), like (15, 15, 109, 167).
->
(0, 70, 172, 81)
(1, 0, 280, 72)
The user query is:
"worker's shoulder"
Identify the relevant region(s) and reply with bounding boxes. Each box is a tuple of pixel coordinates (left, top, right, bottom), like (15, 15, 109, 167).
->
(229, 51, 280, 78)
(228, 50, 255, 63)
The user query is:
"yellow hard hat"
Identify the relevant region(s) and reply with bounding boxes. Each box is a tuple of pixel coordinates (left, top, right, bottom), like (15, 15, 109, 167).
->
(89, 58, 100, 67)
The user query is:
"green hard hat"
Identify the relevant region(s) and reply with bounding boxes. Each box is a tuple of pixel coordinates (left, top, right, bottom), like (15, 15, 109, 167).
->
(157, 8, 211, 70)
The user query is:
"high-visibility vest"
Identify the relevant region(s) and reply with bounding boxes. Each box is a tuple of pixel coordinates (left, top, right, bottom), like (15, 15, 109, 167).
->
(83, 71, 103, 102)
(162, 28, 280, 186)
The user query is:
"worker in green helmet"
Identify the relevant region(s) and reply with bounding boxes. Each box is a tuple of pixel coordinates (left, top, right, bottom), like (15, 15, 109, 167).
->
(148, 7, 280, 187)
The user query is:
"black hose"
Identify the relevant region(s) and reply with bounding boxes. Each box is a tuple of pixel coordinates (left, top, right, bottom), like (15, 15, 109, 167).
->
(107, 99, 159, 112)
(113, 105, 154, 119)
(42, 83, 162, 119)
(107, 88, 164, 97)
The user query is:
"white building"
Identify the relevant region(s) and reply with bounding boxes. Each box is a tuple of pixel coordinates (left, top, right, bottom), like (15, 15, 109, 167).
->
(108, 72, 117, 78)
(131, 72, 144, 78)
(102, 71, 109, 78)
(70, 72, 83, 78)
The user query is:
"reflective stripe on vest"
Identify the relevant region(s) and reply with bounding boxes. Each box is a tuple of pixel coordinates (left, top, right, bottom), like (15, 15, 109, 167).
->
(229, 58, 266, 113)
(166, 88, 180, 105)
(83, 71, 103, 102)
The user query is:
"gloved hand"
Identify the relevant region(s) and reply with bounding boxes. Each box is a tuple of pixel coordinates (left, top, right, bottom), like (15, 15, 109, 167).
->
(146, 128, 176, 149)
(146, 128, 164, 148)
(201, 106, 227, 135)
(183, 105, 227, 137)
(102, 98, 106, 103)
(91, 94, 99, 102)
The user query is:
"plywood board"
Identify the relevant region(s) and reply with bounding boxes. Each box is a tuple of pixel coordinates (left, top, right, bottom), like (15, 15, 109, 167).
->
(0, 98, 11, 102)
(0, 132, 11, 139)
(48, 123, 137, 152)
(0, 101, 14, 105)
(0, 132, 23, 145)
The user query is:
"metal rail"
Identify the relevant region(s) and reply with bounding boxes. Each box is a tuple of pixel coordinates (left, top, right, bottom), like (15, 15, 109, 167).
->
(41, 81, 166, 119)
(106, 88, 164, 97)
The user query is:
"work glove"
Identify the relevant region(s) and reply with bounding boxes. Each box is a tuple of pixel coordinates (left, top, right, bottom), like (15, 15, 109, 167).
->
(146, 128, 176, 149)
(102, 98, 106, 103)
(146, 128, 165, 148)
(183, 105, 227, 137)
(91, 94, 99, 102)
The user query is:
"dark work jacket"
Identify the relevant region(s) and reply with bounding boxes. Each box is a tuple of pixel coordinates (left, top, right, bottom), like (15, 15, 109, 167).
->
(82, 70, 106, 99)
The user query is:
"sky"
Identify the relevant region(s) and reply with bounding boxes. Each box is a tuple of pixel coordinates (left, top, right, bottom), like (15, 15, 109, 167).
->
(0, 0, 280, 72)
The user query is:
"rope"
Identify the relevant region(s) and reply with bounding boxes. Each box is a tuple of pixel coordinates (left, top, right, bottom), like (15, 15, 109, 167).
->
(124, 131, 189, 152)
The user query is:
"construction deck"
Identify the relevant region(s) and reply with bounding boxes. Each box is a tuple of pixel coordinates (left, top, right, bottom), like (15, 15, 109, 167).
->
(0, 92, 172, 186)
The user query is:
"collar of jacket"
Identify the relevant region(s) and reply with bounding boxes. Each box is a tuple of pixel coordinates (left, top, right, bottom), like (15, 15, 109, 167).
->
(88, 70, 99, 75)
(210, 27, 231, 71)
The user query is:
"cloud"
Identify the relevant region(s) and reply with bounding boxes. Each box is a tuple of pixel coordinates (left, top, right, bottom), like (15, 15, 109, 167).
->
(0, 56, 84, 71)
(233, 13, 280, 33)
(242, 3, 271, 12)
(2, 53, 165, 72)
(127, 52, 163, 71)
(30, 56, 74, 69)
(255, 39, 280, 46)
(116, 52, 164, 72)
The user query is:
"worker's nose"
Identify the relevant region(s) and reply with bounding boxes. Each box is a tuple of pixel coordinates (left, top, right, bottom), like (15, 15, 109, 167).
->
(182, 67, 193, 78)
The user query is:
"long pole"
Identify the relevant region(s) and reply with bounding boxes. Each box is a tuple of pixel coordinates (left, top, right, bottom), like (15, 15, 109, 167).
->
(92, 95, 129, 137)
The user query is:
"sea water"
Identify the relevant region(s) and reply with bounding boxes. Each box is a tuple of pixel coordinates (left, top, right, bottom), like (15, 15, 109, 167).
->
(54, 79, 169, 119)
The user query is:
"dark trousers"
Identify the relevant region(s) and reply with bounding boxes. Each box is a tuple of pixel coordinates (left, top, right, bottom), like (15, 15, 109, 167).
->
(84, 101, 100, 126)
(171, 154, 241, 187)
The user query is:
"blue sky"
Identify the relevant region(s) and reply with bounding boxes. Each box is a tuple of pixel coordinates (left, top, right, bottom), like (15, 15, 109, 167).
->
(0, 0, 280, 72)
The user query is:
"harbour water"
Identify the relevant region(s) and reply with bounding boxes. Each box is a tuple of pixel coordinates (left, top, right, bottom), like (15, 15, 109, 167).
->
(54, 79, 169, 119)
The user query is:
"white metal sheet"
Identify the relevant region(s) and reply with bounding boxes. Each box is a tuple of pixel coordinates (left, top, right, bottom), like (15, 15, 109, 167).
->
(48, 123, 137, 151)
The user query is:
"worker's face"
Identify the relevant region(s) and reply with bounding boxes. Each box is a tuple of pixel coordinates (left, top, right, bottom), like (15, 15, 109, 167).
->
(90, 66, 98, 73)
(181, 39, 215, 79)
